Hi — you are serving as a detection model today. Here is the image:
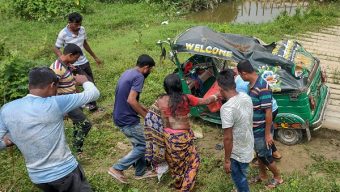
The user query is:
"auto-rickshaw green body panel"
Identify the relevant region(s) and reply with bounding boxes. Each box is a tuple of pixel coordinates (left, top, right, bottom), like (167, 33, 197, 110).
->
(160, 26, 329, 145)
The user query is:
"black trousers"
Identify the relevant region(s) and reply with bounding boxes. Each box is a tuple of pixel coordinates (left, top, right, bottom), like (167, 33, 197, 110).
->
(35, 165, 92, 192)
(68, 108, 92, 153)
(76, 62, 97, 107)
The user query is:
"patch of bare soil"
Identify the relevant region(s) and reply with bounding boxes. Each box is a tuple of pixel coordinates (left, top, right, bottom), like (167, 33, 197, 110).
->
(195, 127, 340, 173)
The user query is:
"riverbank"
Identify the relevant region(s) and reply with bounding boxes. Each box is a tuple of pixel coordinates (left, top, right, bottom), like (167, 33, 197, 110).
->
(0, 1, 340, 191)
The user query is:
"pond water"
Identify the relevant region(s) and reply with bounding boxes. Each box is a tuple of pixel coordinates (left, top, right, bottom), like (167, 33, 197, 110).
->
(187, 0, 309, 24)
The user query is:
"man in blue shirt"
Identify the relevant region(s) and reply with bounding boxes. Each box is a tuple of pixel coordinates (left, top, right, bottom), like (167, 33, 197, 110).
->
(0, 67, 100, 191)
(108, 54, 156, 183)
(237, 60, 283, 189)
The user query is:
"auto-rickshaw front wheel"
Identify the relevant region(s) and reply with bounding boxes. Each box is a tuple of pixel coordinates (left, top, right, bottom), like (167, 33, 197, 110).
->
(277, 129, 303, 145)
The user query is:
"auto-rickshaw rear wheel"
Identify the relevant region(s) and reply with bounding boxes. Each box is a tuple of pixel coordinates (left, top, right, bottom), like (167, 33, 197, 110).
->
(277, 129, 303, 145)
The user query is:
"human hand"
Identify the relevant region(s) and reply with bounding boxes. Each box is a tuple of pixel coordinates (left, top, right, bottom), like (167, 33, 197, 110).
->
(74, 74, 88, 85)
(94, 57, 103, 66)
(214, 92, 222, 100)
(265, 134, 273, 149)
(224, 160, 231, 174)
(3, 135, 14, 147)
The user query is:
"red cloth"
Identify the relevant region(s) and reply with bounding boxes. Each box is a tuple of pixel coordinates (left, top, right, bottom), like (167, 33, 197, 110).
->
(203, 81, 222, 112)
(184, 62, 193, 74)
(162, 94, 199, 117)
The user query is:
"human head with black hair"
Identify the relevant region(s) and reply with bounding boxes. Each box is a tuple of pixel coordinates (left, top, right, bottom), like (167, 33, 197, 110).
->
(68, 12, 83, 23)
(68, 12, 82, 33)
(237, 59, 256, 82)
(136, 54, 155, 78)
(61, 43, 83, 65)
(29, 67, 59, 97)
(217, 69, 237, 99)
(163, 73, 187, 117)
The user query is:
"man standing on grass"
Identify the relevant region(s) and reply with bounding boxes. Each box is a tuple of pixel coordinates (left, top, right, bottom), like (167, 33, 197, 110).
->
(0, 67, 99, 191)
(54, 12, 102, 112)
(237, 60, 283, 189)
(50, 43, 93, 157)
(217, 69, 254, 192)
(108, 54, 156, 183)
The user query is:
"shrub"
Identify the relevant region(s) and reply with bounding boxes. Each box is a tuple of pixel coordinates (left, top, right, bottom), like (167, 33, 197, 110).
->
(98, 0, 222, 12)
(10, 0, 89, 21)
(0, 52, 41, 106)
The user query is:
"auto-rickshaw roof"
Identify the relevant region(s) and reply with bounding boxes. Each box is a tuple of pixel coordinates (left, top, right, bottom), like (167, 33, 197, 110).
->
(172, 26, 317, 92)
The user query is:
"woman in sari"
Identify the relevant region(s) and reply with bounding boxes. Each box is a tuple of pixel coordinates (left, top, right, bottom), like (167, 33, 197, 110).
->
(155, 73, 219, 192)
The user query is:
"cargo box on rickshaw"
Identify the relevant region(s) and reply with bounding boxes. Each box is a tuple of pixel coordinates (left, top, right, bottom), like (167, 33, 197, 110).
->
(157, 26, 330, 145)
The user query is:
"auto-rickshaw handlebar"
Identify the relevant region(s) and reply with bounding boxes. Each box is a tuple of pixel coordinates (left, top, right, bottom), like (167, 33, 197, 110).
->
(156, 39, 172, 46)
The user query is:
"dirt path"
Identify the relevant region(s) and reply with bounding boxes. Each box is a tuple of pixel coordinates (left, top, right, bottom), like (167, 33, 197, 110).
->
(286, 19, 340, 132)
(196, 126, 340, 174)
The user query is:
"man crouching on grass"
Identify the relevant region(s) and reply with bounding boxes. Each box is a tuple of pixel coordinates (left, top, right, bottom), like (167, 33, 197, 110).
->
(217, 69, 254, 192)
(0, 67, 99, 191)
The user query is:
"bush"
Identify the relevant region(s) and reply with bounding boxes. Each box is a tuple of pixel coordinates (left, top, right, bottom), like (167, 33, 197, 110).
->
(0, 52, 40, 106)
(10, 0, 89, 21)
(98, 0, 222, 12)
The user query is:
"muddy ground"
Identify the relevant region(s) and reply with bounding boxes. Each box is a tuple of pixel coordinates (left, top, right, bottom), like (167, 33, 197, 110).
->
(196, 126, 340, 174)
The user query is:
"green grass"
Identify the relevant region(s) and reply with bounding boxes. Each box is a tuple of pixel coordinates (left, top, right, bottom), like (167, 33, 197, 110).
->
(0, 0, 340, 191)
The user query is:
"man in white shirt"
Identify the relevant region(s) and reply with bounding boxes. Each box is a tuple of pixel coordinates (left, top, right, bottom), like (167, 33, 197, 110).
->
(53, 12, 102, 111)
(217, 69, 254, 192)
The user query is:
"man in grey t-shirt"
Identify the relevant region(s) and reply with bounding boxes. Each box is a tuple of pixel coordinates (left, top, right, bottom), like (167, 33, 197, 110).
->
(217, 69, 254, 192)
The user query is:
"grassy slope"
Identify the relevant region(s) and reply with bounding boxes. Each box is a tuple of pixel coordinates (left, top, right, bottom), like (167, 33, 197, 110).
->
(0, 1, 340, 191)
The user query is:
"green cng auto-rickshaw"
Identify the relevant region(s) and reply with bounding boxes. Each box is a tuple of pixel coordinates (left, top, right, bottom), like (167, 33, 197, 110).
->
(157, 26, 329, 145)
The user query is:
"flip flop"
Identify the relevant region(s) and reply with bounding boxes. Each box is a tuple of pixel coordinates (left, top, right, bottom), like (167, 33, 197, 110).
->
(249, 175, 265, 184)
(272, 151, 282, 160)
(265, 178, 284, 189)
(107, 168, 128, 184)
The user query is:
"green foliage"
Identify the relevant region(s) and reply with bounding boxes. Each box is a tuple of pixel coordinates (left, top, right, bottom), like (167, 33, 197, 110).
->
(0, 52, 41, 106)
(10, 0, 89, 21)
(97, 0, 222, 12)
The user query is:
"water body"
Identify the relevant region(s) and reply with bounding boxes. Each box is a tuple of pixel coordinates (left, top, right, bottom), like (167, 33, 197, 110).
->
(187, 0, 309, 24)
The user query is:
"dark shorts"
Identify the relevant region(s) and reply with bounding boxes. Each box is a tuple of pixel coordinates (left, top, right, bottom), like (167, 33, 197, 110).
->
(35, 165, 92, 192)
(254, 137, 272, 158)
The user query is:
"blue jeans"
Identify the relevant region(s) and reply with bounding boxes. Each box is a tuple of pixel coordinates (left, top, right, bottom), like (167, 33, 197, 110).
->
(113, 123, 146, 176)
(231, 158, 250, 192)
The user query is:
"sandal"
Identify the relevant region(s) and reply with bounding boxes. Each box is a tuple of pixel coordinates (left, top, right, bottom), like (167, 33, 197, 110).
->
(272, 151, 282, 160)
(249, 175, 265, 184)
(108, 167, 128, 184)
(265, 178, 284, 189)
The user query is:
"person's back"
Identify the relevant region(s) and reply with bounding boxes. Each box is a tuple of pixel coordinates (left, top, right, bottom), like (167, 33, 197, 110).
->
(113, 68, 144, 127)
(0, 67, 99, 190)
(157, 94, 198, 130)
(220, 92, 254, 162)
(1, 95, 76, 183)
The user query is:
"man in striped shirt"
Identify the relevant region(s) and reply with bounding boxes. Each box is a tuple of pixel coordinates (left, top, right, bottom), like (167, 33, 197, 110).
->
(50, 43, 93, 157)
(53, 12, 102, 111)
(237, 60, 283, 189)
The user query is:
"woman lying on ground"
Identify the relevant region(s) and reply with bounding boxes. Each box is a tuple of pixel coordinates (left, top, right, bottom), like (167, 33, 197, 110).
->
(153, 73, 220, 192)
